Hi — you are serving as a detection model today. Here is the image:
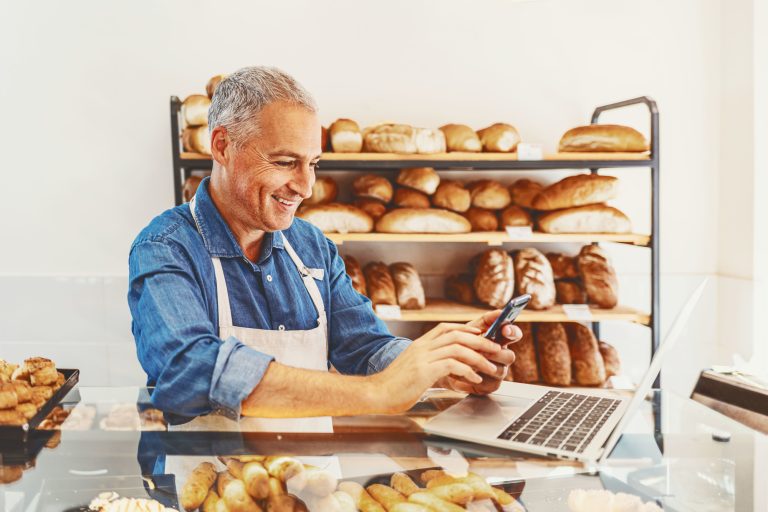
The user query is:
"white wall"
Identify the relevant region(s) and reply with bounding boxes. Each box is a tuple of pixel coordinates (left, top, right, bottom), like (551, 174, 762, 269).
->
(0, 0, 729, 392)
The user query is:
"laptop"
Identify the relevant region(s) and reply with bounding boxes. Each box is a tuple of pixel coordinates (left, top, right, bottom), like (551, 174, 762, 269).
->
(424, 280, 708, 463)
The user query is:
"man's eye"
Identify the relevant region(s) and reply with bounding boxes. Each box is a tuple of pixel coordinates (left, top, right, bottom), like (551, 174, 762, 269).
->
(310, 162, 320, 170)
(275, 161, 295, 167)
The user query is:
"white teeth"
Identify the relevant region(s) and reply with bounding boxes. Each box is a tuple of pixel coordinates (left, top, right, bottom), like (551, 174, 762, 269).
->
(273, 195, 295, 206)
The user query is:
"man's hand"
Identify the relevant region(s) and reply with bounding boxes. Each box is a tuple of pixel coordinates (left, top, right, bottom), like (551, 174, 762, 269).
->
(437, 310, 523, 395)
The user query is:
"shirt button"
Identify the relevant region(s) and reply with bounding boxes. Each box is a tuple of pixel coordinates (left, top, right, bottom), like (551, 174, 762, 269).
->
(266, 275, 273, 282)
(278, 325, 285, 331)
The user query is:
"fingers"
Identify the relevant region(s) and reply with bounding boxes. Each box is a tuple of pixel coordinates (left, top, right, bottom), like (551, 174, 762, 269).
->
(500, 324, 524, 344)
(421, 322, 483, 342)
(484, 349, 516, 366)
(431, 330, 501, 353)
(430, 344, 498, 375)
(439, 359, 482, 384)
(467, 310, 502, 330)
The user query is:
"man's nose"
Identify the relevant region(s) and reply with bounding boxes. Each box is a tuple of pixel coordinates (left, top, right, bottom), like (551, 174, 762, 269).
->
(293, 163, 315, 199)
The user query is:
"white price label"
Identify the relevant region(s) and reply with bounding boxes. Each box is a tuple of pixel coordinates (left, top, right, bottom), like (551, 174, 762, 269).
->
(376, 304, 402, 319)
(517, 142, 543, 161)
(562, 304, 593, 321)
(505, 226, 533, 240)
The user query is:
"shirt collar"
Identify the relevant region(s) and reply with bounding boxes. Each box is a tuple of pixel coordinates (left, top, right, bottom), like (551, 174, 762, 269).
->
(191, 177, 284, 261)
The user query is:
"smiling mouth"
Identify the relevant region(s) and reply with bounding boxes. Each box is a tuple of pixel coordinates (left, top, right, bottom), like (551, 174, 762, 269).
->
(272, 195, 300, 208)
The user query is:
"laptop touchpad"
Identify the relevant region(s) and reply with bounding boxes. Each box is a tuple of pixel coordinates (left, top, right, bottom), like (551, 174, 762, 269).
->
(429, 394, 535, 438)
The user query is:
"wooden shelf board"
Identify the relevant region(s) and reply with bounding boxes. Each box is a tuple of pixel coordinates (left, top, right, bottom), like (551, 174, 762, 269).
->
(327, 231, 650, 247)
(180, 151, 650, 162)
(382, 299, 650, 325)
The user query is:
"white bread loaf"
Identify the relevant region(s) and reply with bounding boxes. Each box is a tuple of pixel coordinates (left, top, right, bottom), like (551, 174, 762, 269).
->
(538, 204, 631, 233)
(297, 203, 373, 233)
(559, 124, 649, 152)
(439, 124, 482, 152)
(432, 181, 471, 213)
(353, 174, 393, 203)
(304, 177, 338, 206)
(414, 128, 446, 154)
(182, 126, 211, 155)
(477, 123, 521, 152)
(363, 124, 417, 153)
(375, 208, 471, 234)
(396, 167, 440, 195)
(329, 119, 363, 153)
(469, 180, 512, 210)
(205, 74, 227, 99)
(532, 174, 618, 211)
(182, 95, 211, 127)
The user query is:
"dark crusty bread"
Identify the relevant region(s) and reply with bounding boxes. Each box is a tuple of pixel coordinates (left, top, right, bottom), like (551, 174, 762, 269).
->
(578, 245, 619, 308)
(565, 323, 606, 386)
(533, 174, 618, 211)
(473, 249, 514, 309)
(354, 198, 387, 220)
(342, 255, 367, 297)
(463, 207, 498, 232)
(555, 280, 587, 304)
(514, 248, 556, 310)
(389, 262, 426, 309)
(509, 179, 544, 209)
(511, 322, 539, 384)
(599, 341, 621, 378)
(546, 253, 579, 280)
(535, 323, 571, 386)
(500, 205, 532, 228)
(363, 262, 397, 306)
(445, 274, 476, 305)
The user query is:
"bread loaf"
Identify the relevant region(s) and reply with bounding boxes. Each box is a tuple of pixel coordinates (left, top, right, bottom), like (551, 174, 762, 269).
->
(538, 204, 632, 233)
(509, 179, 544, 209)
(343, 255, 367, 296)
(439, 124, 482, 152)
(396, 167, 440, 195)
(500, 206, 532, 228)
(363, 124, 418, 154)
(477, 123, 521, 152)
(329, 119, 363, 153)
(565, 323, 607, 386)
(353, 175, 394, 203)
(182, 94, 211, 126)
(511, 323, 539, 383)
(304, 176, 338, 206)
(206, 74, 227, 99)
(532, 174, 618, 211)
(535, 323, 571, 386)
(182, 175, 203, 203)
(321, 125, 329, 151)
(555, 280, 587, 304)
(473, 249, 514, 309)
(463, 207, 498, 232)
(514, 248, 556, 310)
(297, 203, 374, 233)
(578, 245, 619, 308)
(354, 198, 387, 220)
(432, 181, 470, 213)
(599, 341, 621, 378)
(469, 180, 512, 210)
(445, 274, 476, 304)
(394, 188, 430, 209)
(414, 128, 447, 154)
(546, 253, 579, 279)
(376, 208, 471, 234)
(363, 262, 397, 306)
(559, 124, 649, 152)
(182, 126, 211, 155)
(389, 262, 426, 309)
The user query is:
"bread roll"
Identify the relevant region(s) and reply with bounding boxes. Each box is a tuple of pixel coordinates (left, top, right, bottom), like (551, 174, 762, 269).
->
(432, 181, 470, 213)
(499, 205, 532, 228)
(511, 322, 539, 383)
(476, 123, 521, 152)
(297, 203, 374, 233)
(565, 323, 607, 386)
(535, 323, 571, 386)
(363, 124, 418, 154)
(473, 249, 514, 309)
(183, 175, 203, 203)
(559, 124, 649, 152)
(546, 253, 579, 279)
(182, 94, 211, 126)
(330, 118, 363, 152)
(206, 74, 227, 99)
(445, 274, 475, 304)
(514, 248, 556, 310)
(463, 207, 498, 232)
(343, 255, 367, 296)
(364, 262, 397, 306)
(439, 124, 482, 152)
(182, 126, 211, 155)
(414, 128, 447, 154)
(353, 174, 394, 203)
(599, 341, 621, 377)
(578, 245, 619, 308)
(355, 198, 388, 220)
(304, 176, 338, 206)
(509, 179, 544, 209)
(532, 174, 619, 211)
(397, 167, 440, 195)
(0, 383, 18, 410)
(376, 208, 471, 234)
(538, 204, 632, 233)
(321, 125, 329, 151)
(394, 188, 430, 209)
(390, 262, 426, 309)
(555, 280, 587, 304)
(469, 180, 512, 210)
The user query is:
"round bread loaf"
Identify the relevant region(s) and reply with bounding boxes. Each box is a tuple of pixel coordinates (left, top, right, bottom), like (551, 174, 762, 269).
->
(363, 262, 397, 306)
(565, 323, 607, 386)
(463, 207, 498, 232)
(509, 179, 544, 209)
(354, 198, 387, 220)
(304, 176, 338, 206)
(445, 274, 476, 304)
(432, 181, 470, 213)
(476, 123, 521, 152)
(389, 262, 426, 309)
(330, 118, 363, 153)
(514, 248, 556, 310)
(394, 188, 430, 209)
(342, 255, 367, 296)
(500, 205, 532, 228)
(182, 94, 211, 126)
(182, 175, 203, 203)
(439, 124, 482, 152)
(511, 322, 539, 384)
(546, 253, 579, 279)
(469, 180, 512, 210)
(578, 245, 619, 308)
(353, 174, 393, 203)
(473, 249, 514, 309)
(182, 126, 211, 155)
(559, 124, 649, 152)
(363, 124, 417, 153)
(396, 167, 440, 195)
(533, 174, 618, 211)
(375, 208, 471, 234)
(206, 74, 227, 99)
(534, 323, 571, 386)
(538, 204, 632, 234)
(599, 341, 621, 378)
(297, 203, 374, 233)
(555, 280, 587, 304)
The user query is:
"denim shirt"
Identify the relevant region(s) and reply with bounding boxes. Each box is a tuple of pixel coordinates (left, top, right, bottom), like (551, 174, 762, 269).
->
(128, 178, 411, 424)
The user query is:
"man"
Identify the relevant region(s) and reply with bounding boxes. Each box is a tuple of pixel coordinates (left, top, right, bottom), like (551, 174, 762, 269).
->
(128, 66, 521, 427)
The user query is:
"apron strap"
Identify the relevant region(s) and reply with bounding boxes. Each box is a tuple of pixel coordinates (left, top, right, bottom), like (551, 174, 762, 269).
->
(281, 235, 329, 341)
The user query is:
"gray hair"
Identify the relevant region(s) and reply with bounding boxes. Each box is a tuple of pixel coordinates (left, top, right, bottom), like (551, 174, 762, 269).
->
(208, 66, 317, 147)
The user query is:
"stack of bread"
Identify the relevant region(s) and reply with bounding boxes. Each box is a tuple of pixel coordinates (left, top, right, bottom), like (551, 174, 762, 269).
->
(506, 322, 621, 387)
(179, 74, 229, 156)
(0, 357, 66, 427)
(343, 256, 426, 310)
(548, 246, 619, 308)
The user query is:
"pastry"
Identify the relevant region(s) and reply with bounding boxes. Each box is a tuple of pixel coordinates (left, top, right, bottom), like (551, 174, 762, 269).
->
(0, 409, 25, 425)
(31, 366, 58, 386)
(12, 381, 31, 403)
(206, 74, 227, 99)
(559, 124, 649, 152)
(396, 167, 440, 195)
(353, 174, 394, 203)
(532, 174, 619, 211)
(363, 262, 398, 306)
(578, 245, 619, 308)
(15, 402, 37, 420)
(463, 207, 498, 232)
(476, 123, 521, 152)
(363, 123, 418, 154)
(538, 204, 632, 233)
(343, 255, 367, 296)
(432, 180, 471, 213)
(23, 357, 55, 372)
(389, 262, 426, 309)
(509, 179, 544, 209)
(511, 323, 539, 383)
(514, 248, 556, 310)
(297, 203, 374, 233)
(599, 341, 621, 377)
(394, 188, 430, 209)
(535, 323, 571, 386)
(0, 383, 18, 410)
(1, 360, 18, 381)
(375, 208, 471, 234)
(473, 249, 514, 309)
(304, 176, 338, 206)
(182, 94, 211, 126)
(468, 180, 512, 210)
(445, 274, 476, 304)
(439, 124, 482, 152)
(32, 385, 53, 401)
(354, 198, 388, 220)
(499, 205, 533, 227)
(182, 175, 203, 203)
(546, 252, 579, 279)
(555, 280, 587, 304)
(330, 119, 364, 153)
(565, 323, 607, 386)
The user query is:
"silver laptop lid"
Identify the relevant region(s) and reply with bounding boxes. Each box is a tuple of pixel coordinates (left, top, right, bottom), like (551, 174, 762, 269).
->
(597, 278, 709, 463)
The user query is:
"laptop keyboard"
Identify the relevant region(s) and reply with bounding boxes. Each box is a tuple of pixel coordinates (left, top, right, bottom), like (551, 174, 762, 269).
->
(497, 391, 620, 453)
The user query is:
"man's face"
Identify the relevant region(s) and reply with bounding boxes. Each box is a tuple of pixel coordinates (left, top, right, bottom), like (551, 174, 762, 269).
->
(221, 101, 322, 233)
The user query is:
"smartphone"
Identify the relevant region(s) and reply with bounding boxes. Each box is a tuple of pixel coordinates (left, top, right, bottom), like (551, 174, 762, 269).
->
(483, 294, 531, 342)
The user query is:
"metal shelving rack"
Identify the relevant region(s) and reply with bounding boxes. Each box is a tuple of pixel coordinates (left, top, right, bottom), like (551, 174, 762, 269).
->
(169, 95, 660, 387)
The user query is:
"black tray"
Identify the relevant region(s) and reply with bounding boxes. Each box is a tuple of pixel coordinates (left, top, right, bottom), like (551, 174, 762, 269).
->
(0, 368, 79, 441)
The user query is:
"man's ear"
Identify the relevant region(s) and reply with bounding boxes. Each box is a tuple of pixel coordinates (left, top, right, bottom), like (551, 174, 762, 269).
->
(210, 126, 231, 167)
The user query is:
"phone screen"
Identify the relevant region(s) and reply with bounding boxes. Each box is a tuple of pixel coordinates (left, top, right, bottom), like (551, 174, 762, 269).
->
(483, 294, 531, 342)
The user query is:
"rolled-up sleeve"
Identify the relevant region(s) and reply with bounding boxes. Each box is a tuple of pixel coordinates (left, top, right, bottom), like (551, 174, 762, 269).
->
(128, 239, 274, 422)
